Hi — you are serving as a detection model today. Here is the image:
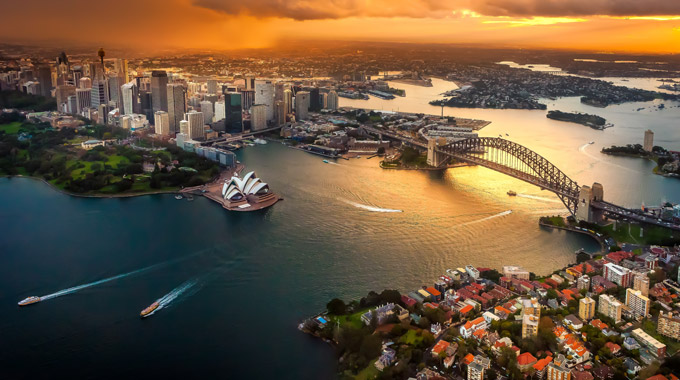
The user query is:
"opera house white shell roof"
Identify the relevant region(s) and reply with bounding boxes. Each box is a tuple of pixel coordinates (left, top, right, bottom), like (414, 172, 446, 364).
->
(221, 171, 270, 201)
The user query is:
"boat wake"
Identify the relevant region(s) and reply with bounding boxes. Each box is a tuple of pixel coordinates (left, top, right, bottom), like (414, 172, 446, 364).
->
(459, 210, 512, 227)
(39, 258, 187, 301)
(516, 194, 561, 203)
(146, 279, 199, 317)
(340, 198, 403, 213)
(578, 143, 638, 173)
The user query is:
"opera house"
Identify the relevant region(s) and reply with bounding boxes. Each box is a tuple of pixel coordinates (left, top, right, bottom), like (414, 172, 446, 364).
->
(220, 171, 280, 211)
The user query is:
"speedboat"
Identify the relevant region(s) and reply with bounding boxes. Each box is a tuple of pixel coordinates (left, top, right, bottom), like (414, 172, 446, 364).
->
(506, 133, 509, 136)
(322, 159, 329, 164)
(140, 301, 160, 318)
(175, 194, 183, 200)
(589, 141, 595, 145)
(507, 190, 517, 196)
(18, 296, 41, 306)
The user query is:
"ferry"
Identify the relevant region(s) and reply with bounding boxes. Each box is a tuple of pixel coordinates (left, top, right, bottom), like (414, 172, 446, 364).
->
(507, 190, 517, 196)
(18, 296, 41, 306)
(140, 301, 160, 318)
(322, 159, 329, 164)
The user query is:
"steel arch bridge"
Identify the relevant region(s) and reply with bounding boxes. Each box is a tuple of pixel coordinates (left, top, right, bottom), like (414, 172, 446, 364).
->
(436, 137, 581, 215)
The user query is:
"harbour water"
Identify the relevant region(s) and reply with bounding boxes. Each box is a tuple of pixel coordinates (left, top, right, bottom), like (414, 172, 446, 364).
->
(2, 75, 680, 378)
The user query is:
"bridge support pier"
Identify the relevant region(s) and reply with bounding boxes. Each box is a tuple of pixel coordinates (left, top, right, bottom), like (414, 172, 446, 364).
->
(427, 138, 449, 167)
(576, 182, 604, 222)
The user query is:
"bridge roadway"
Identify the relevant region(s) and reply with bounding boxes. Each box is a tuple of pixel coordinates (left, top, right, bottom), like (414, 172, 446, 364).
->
(363, 126, 680, 230)
(202, 125, 284, 145)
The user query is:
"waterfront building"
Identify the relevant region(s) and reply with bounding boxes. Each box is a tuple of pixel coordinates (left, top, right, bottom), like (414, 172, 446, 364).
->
(76, 88, 91, 114)
(657, 312, 680, 340)
(154, 111, 170, 136)
(465, 265, 480, 279)
(521, 298, 540, 339)
(90, 79, 109, 108)
(631, 328, 666, 358)
(326, 90, 339, 111)
(151, 70, 168, 112)
(643, 129, 654, 152)
(633, 273, 649, 297)
(167, 83, 186, 132)
(546, 363, 571, 380)
(295, 91, 310, 120)
(224, 92, 243, 134)
(503, 265, 530, 280)
(579, 297, 595, 321)
(250, 104, 267, 131)
(120, 81, 139, 115)
(603, 263, 632, 287)
(200, 100, 214, 124)
(185, 110, 205, 139)
(625, 288, 650, 319)
(255, 80, 274, 121)
(215, 100, 225, 122)
(598, 294, 622, 323)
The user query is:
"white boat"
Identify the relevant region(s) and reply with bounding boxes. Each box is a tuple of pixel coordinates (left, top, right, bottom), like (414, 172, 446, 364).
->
(253, 138, 267, 145)
(175, 194, 183, 200)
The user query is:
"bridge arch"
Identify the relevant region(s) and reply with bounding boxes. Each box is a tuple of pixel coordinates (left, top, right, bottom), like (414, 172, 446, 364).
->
(437, 137, 581, 215)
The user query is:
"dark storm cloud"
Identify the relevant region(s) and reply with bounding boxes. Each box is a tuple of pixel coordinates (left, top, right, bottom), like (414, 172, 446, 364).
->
(192, 0, 680, 20)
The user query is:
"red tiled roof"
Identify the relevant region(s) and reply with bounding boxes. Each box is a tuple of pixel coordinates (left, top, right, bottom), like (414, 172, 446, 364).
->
(459, 304, 473, 314)
(426, 287, 442, 296)
(517, 352, 537, 366)
(432, 340, 450, 355)
(533, 357, 552, 371)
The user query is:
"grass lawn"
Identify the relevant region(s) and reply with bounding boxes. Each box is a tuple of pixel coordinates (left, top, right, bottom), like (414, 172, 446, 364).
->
(0, 122, 23, 134)
(106, 154, 129, 168)
(545, 216, 567, 227)
(329, 308, 371, 330)
(399, 329, 425, 346)
(600, 222, 679, 245)
(354, 360, 380, 380)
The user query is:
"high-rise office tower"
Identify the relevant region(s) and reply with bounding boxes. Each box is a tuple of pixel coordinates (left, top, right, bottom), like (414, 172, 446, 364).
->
(76, 88, 91, 114)
(283, 89, 293, 115)
(179, 120, 189, 135)
(326, 90, 339, 111)
(274, 100, 285, 126)
(90, 79, 109, 108)
(107, 76, 122, 108)
(224, 92, 243, 134)
(207, 78, 218, 94)
(295, 91, 310, 121)
(255, 80, 274, 121)
(274, 82, 285, 103)
(120, 81, 139, 115)
(309, 87, 321, 111)
(71, 66, 83, 87)
(240, 89, 254, 111)
(36, 65, 53, 97)
(67, 95, 77, 114)
(79, 77, 92, 89)
(200, 100, 214, 124)
(98, 104, 110, 125)
(154, 111, 171, 136)
(245, 74, 255, 91)
(214, 100, 226, 122)
(185, 111, 205, 139)
(55, 85, 76, 110)
(116, 59, 129, 83)
(140, 91, 153, 121)
(250, 104, 267, 131)
(151, 71, 168, 112)
(167, 84, 186, 132)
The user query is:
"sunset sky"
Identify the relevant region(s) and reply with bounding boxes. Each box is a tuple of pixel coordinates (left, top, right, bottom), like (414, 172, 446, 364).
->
(3, 0, 680, 53)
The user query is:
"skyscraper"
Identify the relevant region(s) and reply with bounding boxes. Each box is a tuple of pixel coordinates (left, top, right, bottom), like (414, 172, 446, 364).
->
(185, 111, 205, 139)
(295, 91, 310, 121)
(179, 120, 189, 135)
(116, 58, 129, 83)
(643, 129, 654, 152)
(274, 100, 285, 126)
(90, 79, 109, 108)
(326, 90, 339, 111)
(120, 81, 139, 115)
(244, 74, 255, 91)
(224, 92, 243, 134)
(207, 78, 218, 94)
(154, 111, 171, 136)
(151, 71, 168, 112)
(76, 88, 91, 114)
(215, 100, 226, 122)
(167, 84, 186, 132)
(250, 104, 267, 131)
(108, 76, 122, 108)
(200, 100, 214, 124)
(55, 85, 76, 111)
(240, 89, 254, 111)
(283, 89, 293, 115)
(79, 77, 92, 89)
(255, 80, 274, 121)
(36, 65, 53, 97)
(67, 95, 77, 114)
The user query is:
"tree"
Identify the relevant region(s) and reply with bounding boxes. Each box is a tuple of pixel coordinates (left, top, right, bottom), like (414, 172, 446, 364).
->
(377, 146, 386, 155)
(327, 298, 347, 315)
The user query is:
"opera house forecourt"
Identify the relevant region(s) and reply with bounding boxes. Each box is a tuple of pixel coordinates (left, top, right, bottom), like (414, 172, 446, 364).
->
(221, 171, 280, 211)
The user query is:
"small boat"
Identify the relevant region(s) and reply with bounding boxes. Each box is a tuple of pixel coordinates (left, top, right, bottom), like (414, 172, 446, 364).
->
(186, 195, 194, 202)
(18, 296, 41, 306)
(507, 190, 517, 196)
(506, 133, 509, 136)
(322, 159, 329, 164)
(253, 138, 267, 145)
(175, 194, 183, 200)
(589, 141, 594, 145)
(140, 301, 160, 318)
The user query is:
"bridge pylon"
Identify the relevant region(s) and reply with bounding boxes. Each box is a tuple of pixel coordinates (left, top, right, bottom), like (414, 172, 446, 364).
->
(576, 182, 604, 222)
(427, 138, 449, 167)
